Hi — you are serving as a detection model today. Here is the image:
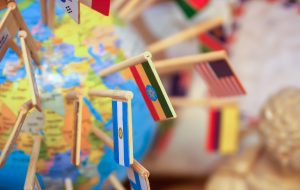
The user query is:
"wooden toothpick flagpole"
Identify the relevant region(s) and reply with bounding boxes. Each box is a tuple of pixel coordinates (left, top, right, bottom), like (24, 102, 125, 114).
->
(0, 101, 33, 167)
(170, 97, 237, 108)
(99, 51, 152, 77)
(47, 0, 55, 29)
(7, 2, 40, 66)
(118, 0, 139, 19)
(88, 89, 134, 101)
(92, 127, 150, 178)
(66, 92, 83, 167)
(40, 0, 47, 24)
(19, 30, 42, 111)
(24, 135, 42, 190)
(111, 0, 126, 11)
(127, 0, 157, 21)
(154, 50, 227, 75)
(107, 173, 126, 190)
(65, 178, 74, 190)
(147, 18, 223, 55)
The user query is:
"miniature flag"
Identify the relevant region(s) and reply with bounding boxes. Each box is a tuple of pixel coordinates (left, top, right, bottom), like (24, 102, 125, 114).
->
(0, 28, 10, 60)
(128, 167, 150, 190)
(175, 0, 211, 19)
(194, 59, 246, 97)
(199, 25, 228, 52)
(206, 104, 240, 154)
(80, 0, 110, 16)
(130, 60, 177, 121)
(57, 0, 80, 23)
(112, 100, 133, 167)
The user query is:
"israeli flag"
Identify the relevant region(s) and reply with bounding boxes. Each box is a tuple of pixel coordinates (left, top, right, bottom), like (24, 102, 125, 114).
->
(128, 168, 150, 190)
(112, 100, 133, 167)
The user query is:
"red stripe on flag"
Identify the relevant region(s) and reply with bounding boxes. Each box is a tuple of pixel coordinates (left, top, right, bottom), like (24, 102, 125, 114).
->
(188, 0, 210, 10)
(199, 33, 226, 51)
(195, 64, 216, 96)
(206, 107, 217, 152)
(92, 0, 110, 16)
(231, 76, 246, 95)
(130, 66, 160, 121)
(206, 64, 229, 97)
(197, 63, 221, 97)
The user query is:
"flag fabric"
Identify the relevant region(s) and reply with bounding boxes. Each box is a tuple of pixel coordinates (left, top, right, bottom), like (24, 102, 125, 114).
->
(112, 99, 133, 167)
(128, 167, 150, 190)
(194, 59, 246, 97)
(80, 0, 110, 16)
(199, 25, 228, 52)
(57, 0, 80, 23)
(175, 0, 211, 19)
(206, 104, 240, 154)
(129, 60, 176, 121)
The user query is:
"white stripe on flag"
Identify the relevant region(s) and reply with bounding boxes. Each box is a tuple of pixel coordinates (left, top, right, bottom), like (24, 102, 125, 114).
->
(117, 101, 124, 166)
(57, 0, 80, 23)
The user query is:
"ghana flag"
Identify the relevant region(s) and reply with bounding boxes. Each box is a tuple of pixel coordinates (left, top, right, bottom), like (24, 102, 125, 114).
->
(206, 104, 240, 154)
(130, 61, 176, 121)
(175, 0, 211, 19)
(199, 25, 228, 53)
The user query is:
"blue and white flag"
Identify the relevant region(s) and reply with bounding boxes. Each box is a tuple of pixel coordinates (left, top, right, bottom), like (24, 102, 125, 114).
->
(128, 168, 150, 190)
(112, 100, 133, 167)
(57, 0, 80, 23)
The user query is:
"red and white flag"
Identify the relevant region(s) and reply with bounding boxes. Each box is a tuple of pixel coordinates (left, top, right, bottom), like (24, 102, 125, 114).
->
(80, 0, 111, 16)
(194, 59, 246, 97)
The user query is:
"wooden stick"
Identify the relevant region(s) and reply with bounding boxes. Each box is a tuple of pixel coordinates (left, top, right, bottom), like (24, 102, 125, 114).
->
(0, 0, 7, 10)
(118, 0, 139, 19)
(147, 18, 223, 54)
(92, 127, 150, 178)
(40, 0, 48, 25)
(0, 101, 33, 167)
(47, 0, 55, 29)
(71, 95, 83, 167)
(111, 0, 125, 11)
(88, 89, 133, 101)
(19, 30, 42, 112)
(108, 173, 126, 190)
(154, 51, 227, 74)
(0, 5, 18, 61)
(99, 51, 151, 77)
(24, 135, 41, 190)
(127, 0, 157, 21)
(33, 175, 42, 190)
(8, 2, 41, 66)
(170, 97, 237, 108)
(65, 178, 74, 190)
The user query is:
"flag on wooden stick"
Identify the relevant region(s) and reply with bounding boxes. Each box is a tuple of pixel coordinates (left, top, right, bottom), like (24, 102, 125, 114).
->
(127, 164, 150, 190)
(206, 104, 240, 154)
(57, 0, 80, 23)
(130, 54, 176, 121)
(199, 24, 228, 52)
(112, 99, 133, 167)
(81, 0, 110, 16)
(175, 0, 211, 19)
(194, 57, 246, 97)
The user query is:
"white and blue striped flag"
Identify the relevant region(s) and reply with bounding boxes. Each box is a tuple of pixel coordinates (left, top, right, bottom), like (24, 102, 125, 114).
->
(112, 99, 133, 167)
(128, 167, 150, 190)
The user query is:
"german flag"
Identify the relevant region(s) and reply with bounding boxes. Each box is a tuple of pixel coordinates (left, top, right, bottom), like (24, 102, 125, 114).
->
(175, 0, 211, 19)
(130, 60, 176, 121)
(206, 104, 240, 154)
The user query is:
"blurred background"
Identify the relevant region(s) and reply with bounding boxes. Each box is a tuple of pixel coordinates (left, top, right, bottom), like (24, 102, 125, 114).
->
(0, 0, 299, 189)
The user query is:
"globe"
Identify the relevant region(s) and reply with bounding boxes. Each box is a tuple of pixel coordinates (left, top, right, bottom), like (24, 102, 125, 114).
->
(0, 1, 157, 189)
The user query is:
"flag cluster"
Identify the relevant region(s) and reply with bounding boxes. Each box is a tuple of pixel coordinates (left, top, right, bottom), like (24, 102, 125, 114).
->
(112, 99, 133, 167)
(206, 104, 240, 154)
(130, 60, 176, 121)
(194, 58, 246, 97)
(175, 0, 211, 19)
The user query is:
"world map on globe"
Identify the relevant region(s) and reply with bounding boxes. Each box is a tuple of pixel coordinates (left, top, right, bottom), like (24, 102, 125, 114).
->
(0, 1, 157, 189)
